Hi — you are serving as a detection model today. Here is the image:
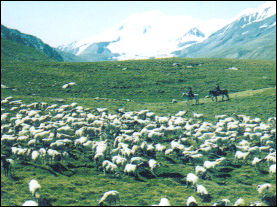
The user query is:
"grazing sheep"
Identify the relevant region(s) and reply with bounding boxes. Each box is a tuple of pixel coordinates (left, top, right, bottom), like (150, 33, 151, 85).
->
(212, 199, 230, 206)
(196, 184, 208, 196)
(158, 198, 171, 206)
(249, 201, 265, 206)
(233, 198, 245, 206)
(148, 159, 159, 176)
(195, 166, 207, 178)
(29, 179, 41, 198)
(62, 82, 76, 89)
(269, 164, 276, 175)
(187, 196, 198, 206)
(186, 173, 199, 186)
(98, 190, 120, 206)
(257, 183, 272, 194)
(102, 160, 118, 175)
(22, 200, 38, 206)
(22, 196, 51, 206)
(193, 112, 204, 119)
(235, 151, 250, 162)
(31, 151, 40, 162)
(124, 164, 138, 177)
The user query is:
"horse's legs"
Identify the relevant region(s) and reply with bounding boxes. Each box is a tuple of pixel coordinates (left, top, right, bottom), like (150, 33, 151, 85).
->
(226, 94, 230, 100)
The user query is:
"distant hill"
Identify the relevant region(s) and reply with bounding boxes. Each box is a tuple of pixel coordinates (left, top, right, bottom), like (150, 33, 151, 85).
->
(1, 25, 63, 62)
(55, 48, 90, 62)
(59, 2, 276, 62)
(1, 38, 56, 62)
(176, 4, 276, 60)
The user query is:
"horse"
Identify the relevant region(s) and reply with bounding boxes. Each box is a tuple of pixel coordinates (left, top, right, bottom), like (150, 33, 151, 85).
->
(206, 89, 229, 102)
(182, 93, 199, 105)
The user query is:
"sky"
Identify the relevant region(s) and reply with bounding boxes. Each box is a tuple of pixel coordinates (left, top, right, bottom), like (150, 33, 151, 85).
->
(1, 1, 269, 47)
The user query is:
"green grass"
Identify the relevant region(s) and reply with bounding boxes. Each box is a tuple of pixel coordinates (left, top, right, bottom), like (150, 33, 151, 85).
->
(1, 57, 276, 206)
(1, 38, 56, 63)
(1, 57, 276, 119)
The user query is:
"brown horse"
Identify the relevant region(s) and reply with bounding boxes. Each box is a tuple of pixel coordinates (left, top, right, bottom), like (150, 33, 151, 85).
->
(207, 89, 229, 102)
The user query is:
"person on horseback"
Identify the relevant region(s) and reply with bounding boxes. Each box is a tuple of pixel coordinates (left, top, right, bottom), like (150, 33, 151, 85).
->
(215, 84, 221, 92)
(187, 87, 194, 98)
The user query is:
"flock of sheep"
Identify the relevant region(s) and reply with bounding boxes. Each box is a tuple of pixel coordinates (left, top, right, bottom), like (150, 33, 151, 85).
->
(1, 96, 276, 206)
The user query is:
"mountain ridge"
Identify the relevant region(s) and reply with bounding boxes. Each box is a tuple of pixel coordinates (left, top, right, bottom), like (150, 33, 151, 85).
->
(1, 25, 64, 62)
(58, 1, 276, 61)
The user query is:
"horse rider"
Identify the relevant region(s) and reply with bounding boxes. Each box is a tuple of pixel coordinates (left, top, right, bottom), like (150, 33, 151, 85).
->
(215, 84, 221, 92)
(187, 87, 194, 98)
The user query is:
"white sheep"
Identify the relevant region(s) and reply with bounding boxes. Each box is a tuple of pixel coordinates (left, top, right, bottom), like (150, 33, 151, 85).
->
(22, 200, 38, 206)
(196, 184, 208, 196)
(112, 155, 127, 167)
(186, 196, 198, 206)
(158, 198, 171, 206)
(29, 179, 41, 198)
(31, 151, 40, 162)
(212, 199, 231, 206)
(269, 164, 276, 174)
(249, 201, 265, 206)
(203, 160, 218, 169)
(98, 190, 120, 206)
(233, 198, 245, 206)
(195, 166, 206, 176)
(186, 173, 198, 186)
(193, 112, 204, 119)
(235, 151, 250, 162)
(124, 164, 138, 177)
(257, 183, 272, 194)
(62, 82, 76, 89)
(148, 159, 158, 172)
(102, 160, 118, 175)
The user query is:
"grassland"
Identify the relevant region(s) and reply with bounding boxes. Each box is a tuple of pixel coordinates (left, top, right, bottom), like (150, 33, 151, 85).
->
(1, 57, 276, 119)
(1, 39, 55, 63)
(1, 57, 276, 206)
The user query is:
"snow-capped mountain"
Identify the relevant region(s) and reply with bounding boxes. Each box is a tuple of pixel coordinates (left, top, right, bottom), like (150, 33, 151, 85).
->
(176, 1, 276, 60)
(58, 11, 226, 61)
(58, 2, 276, 61)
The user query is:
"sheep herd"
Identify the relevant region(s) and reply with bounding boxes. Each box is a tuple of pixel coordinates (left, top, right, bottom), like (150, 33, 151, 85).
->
(1, 96, 276, 206)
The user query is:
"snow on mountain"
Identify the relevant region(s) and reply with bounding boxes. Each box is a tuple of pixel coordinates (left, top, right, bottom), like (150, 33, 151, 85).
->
(233, 1, 276, 28)
(58, 10, 228, 61)
(176, 1, 276, 60)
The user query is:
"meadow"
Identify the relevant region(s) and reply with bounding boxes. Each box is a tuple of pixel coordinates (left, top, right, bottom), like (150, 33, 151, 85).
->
(1, 57, 276, 206)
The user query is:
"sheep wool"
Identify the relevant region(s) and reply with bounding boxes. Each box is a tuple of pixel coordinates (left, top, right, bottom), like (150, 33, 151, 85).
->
(158, 198, 171, 206)
(187, 196, 197, 206)
(29, 179, 41, 197)
(98, 190, 119, 206)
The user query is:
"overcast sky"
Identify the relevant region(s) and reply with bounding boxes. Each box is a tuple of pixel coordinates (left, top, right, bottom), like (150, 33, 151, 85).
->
(1, 1, 268, 47)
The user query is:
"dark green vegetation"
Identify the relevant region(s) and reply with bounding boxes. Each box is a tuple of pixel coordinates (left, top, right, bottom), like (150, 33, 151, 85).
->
(1, 25, 63, 62)
(1, 38, 56, 62)
(1, 151, 276, 206)
(1, 57, 276, 119)
(1, 57, 276, 206)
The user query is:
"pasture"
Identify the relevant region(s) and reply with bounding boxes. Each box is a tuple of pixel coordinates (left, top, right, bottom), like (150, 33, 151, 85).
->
(1, 57, 276, 206)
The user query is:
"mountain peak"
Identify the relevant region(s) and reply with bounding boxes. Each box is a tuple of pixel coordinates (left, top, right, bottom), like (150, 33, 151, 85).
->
(186, 27, 205, 38)
(235, 1, 276, 23)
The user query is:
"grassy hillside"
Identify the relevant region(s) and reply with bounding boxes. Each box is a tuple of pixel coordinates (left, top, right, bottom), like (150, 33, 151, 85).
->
(1, 57, 276, 206)
(1, 57, 276, 118)
(1, 38, 55, 62)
